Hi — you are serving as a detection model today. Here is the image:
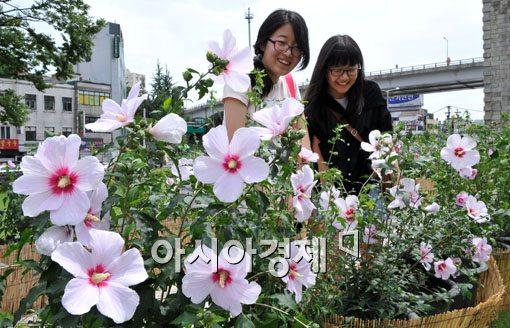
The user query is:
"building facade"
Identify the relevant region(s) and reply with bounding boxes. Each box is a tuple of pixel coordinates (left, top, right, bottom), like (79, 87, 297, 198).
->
(74, 22, 126, 103)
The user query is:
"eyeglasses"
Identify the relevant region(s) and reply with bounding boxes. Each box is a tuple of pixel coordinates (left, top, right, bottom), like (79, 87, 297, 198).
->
(267, 39, 302, 58)
(328, 66, 361, 77)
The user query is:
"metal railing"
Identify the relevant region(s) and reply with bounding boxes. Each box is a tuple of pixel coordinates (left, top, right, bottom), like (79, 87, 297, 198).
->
(366, 57, 484, 77)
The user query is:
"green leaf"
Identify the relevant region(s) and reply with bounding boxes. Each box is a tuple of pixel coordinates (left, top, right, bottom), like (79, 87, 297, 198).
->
(235, 313, 255, 328)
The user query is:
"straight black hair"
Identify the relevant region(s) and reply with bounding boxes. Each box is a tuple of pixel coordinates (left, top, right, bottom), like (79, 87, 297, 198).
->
(250, 9, 310, 97)
(305, 35, 365, 123)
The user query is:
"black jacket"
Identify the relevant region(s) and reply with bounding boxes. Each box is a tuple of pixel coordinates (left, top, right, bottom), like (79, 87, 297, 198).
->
(307, 80, 393, 194)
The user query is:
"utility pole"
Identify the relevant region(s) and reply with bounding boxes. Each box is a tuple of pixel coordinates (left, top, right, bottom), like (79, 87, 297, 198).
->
(245, 7, 254, 47)
(446, 105, 451, 120)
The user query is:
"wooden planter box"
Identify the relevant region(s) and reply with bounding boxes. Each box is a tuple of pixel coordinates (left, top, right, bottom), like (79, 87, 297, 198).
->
(0, 244, 46, 314)
(325, 256, 504, 328)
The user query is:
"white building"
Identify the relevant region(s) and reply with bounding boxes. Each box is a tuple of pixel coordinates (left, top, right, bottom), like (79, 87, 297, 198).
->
(126, 69, 146, 91)
(0, 77, 113, 162)
(74, 22, 126, 103)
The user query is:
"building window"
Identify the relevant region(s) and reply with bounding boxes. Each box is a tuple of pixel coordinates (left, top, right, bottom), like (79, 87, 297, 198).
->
(78, 91, 110, 107)
(44, 126, 55, 138)
(85, 116, 99, 124)
(44, 96, 55, 111)
(25, 94, 37, 110)
(62, 97, 73, 111)
(25, 126, 36, 141)
(62, 127, 73, 137)
(1, 126, 11, 139)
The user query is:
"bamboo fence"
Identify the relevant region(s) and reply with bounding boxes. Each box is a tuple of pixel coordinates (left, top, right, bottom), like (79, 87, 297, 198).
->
(325, 256, 504, 328)
(492, 247, 510, 312)
(0, 244, 46, 314)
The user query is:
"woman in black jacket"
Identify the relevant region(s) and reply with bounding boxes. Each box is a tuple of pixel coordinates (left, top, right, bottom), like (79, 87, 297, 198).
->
(305, 35, 393, 194)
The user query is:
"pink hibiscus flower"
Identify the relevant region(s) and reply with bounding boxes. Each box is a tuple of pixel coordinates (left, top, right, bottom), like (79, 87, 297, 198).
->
(193, 126, 269, 203)
(419, 242, 434, 271)
(434, 258, 457, 280)
(251, 98, 304, 140)
(208, 29, 253, 92)
(280, 241, 316, 303)
(75, 182, 110, 248)
(13, 134, 104, 225)
(85, 81, 147, 132)
(332, 195, 359, 231)
(291, 165, 317, 222)
(472, 237, 492, 264)
(182, 244, 261, 316)
(440, 134, 480, 170)
(51, 230, 148, 324)
(455, 192, 469, 207)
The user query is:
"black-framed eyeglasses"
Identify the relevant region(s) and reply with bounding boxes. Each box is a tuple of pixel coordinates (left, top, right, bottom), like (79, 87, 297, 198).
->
(267, 38, 302, 58)
(328, 66, 361, 77)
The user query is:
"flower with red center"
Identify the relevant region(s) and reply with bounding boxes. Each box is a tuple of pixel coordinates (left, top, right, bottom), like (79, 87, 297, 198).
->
(333, 195, 359, 231)
(75, 182, 110, 248)
(280, 242, 316, 303)
(51, 230, 148, 324)
(361, 130, 392, 159)
(472, 237, 492, 264)
(182, 244, 261, 316)
(193, 126, 269, 203)
(434, 258, 457, 280)
(208, 29, 253, 92)
(298, 146, 319, 163)
(455, 192, 469, 207)
(419, 242, 434, 271)
(466, 195, 490, 223)
(440, 134, 480, 170)
(291, 165, 317, 222)
(13, 134, 104, 225)
(85, 81, 147, 132)
(251, 98, 305, 140)
(458, 166, 478, 180)
(388, 178, 422, 209)
(319, 187, 340, 211)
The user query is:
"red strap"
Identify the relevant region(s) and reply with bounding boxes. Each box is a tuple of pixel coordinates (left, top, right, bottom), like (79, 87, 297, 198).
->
(284, 74, 296, 99)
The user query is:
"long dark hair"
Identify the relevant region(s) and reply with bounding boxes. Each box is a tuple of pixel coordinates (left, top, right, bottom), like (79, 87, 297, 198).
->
(250, 9, 310, 97)
(305, 35, 365, 123)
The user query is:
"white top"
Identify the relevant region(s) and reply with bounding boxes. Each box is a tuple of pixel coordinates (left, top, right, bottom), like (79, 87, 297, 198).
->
(222, 75, 302, 115)
(335, 97, 348, 108)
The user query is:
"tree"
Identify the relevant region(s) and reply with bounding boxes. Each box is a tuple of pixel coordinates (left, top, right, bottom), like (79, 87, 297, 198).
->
(141, 61, 188, 120)
(0, 0, 105, 125)
(0, 89, 30, 126)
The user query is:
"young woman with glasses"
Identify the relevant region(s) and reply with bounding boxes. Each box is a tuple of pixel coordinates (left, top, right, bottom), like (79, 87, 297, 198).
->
(304, 35, 393, 194)
(222, 9, 311, 147)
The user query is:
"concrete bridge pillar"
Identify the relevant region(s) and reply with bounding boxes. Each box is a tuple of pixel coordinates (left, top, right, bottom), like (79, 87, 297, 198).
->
(483, 0, 510, 122)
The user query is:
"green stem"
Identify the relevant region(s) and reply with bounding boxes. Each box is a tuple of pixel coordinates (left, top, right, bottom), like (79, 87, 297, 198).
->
(254, 303, 311, 327)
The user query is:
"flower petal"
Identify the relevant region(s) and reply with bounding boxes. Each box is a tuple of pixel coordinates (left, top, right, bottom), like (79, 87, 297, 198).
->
(72, 157, 105, 191)
(237, 157, 269, 183)
(62, 278, 99, 315)
(96, 282, 139, 324)
(22, 190, 63, 217)
(51, 242, 93, 278)
(229, 128, 260, 159)
(50, 189, 90, 225)
(193, 156, 225, 184)
(182, 271, 214, 304)
(89, 230, 124, 265)
(213, 172, 245, 203)
(202, 126, 229, 161)
(107, 248, 148, 286)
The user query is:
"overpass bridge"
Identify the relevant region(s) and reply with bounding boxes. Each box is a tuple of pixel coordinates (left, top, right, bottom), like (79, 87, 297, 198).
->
(186, 57, 485, 121)
(365, 57, 484, 96)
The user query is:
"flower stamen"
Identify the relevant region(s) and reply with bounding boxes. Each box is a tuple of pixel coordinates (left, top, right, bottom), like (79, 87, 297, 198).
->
(57, 175, 72, 189)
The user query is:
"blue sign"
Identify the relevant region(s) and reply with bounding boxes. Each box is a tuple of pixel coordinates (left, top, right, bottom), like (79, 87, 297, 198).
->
(388, 94, 423, 108)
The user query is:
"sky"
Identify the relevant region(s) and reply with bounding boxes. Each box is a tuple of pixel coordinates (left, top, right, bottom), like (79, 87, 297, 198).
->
(83, 0, 485, 121)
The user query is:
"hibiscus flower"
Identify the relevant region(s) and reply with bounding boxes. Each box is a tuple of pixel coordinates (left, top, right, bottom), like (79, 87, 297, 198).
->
(291, 165, 317, 222)
(13, 134, 104, 225)
(332, 195, 359, 231)
(440, 134, 480, 170)
(360, 130, 392, 159)
(298, 147, 319, 163)
(466, 195, 490, 223)
(208, 29, 253, 92)
(280, 242, 316, 303)
(75, 182, 110, 248)
(434, 258, 457, 280)
(35, 225, 73, 256)
(149, 113, 187, 144)
(85, 81, 147, 132)
(51, 230, 148, 324)
(419, 242, 434, 271)
(193, 126, 269, 203)
(472, 237, 492, 263)
(251, 98, 304, 140)
(182, 244, 261, 316)
(455, 192, 469, 207)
